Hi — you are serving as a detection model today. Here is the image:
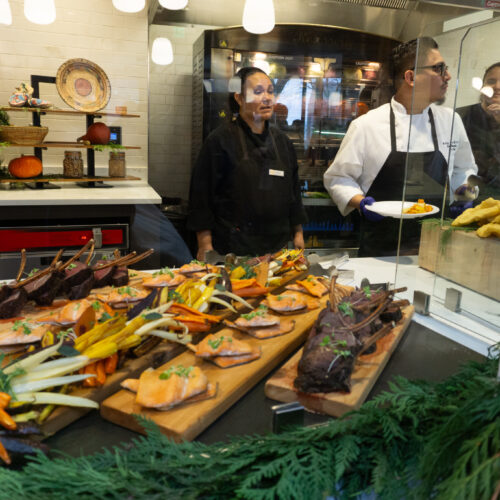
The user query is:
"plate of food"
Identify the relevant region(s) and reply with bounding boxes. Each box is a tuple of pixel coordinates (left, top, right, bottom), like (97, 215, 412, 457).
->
(365, 200, 440, 219)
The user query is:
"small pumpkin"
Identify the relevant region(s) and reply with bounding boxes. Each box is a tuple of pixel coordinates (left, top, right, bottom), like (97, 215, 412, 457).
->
(8, 155, 43, 178)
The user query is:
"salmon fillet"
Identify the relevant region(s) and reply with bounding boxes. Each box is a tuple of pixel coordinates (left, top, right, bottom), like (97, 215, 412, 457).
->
(0, 322, 51, 346)
(195, 334, 253, 358)
(135, 365, 208, 409)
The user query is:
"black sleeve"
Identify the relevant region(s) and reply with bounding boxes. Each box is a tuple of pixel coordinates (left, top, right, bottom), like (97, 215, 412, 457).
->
(286, 136, 307, 227)
(187, 132, 224, 232)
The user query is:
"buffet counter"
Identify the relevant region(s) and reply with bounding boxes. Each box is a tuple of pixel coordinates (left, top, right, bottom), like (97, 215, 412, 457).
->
(45, 320, 484, 455)
(41, 256, 493, 457)
(0, 181, 161, 206)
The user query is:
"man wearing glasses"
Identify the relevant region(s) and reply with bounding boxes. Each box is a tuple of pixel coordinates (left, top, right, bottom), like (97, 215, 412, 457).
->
(324, 37, 478, 257)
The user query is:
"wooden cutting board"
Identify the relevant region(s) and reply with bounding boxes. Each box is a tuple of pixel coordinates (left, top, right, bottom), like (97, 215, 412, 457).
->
(100, 295, 329, 442)
(264, 305, 414, 418)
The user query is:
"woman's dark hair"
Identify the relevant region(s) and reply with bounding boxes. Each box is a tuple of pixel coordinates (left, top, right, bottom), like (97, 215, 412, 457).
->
(483, 62, 500, 81)
(392, 37, 438, 89)
(228, 66, 270, 114)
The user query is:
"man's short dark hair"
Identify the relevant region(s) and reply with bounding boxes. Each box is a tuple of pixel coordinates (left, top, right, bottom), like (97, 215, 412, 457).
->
(392, 37, 438, 88)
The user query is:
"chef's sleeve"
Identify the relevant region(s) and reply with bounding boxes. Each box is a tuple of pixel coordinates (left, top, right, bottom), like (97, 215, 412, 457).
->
(449, 112, 478, 199)
(323, 120, 365, 216)
(187, 134, 221, 232)
(286, 138, 308, 227)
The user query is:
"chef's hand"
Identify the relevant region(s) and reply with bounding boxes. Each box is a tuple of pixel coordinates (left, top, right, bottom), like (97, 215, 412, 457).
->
(293, 225, 305, 250)
(360, 197, 385, 222)
(454, 184, 478, 201)
(196, 230, 214, 262)
(450, 201, 473, 218)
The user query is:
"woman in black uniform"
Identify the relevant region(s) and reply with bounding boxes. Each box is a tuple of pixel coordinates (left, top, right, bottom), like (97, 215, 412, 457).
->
(187, 67, 306, 260)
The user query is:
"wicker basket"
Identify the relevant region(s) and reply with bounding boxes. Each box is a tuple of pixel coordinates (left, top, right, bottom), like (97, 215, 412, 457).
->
(0, 125, 49, 145)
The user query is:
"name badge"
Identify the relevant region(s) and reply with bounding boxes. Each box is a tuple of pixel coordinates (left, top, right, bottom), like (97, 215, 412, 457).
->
(269, 169, 284, 177)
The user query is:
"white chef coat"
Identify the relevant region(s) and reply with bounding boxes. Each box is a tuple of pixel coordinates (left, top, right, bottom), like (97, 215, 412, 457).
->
(323, 97, 478, 216)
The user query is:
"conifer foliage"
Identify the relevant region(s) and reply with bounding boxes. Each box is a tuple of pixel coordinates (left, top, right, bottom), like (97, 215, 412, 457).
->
(0, 347, 499, 499)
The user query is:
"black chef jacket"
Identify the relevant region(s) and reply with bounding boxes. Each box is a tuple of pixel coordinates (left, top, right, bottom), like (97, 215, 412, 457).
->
(458, 103, 500, 197)
(187, 117, 307, 256)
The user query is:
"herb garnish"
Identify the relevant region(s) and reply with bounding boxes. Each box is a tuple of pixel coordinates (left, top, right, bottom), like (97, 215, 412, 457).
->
(117, 286, 136, 297)
(363, 286, 372, 298)
(159, 365, 194, 380)
(168, 290, 184, 303)
(13, 320, 32, 336)
(241, 305, 268, 320)
(67, 263, 77, 270)
(0, 355, 25, 397)
(153, 267, 174, 278)
(91, 301, 102, 311)
(207, 336, 231, 349)
(27, 268, 40, 278)
(338, 301, 354, 318)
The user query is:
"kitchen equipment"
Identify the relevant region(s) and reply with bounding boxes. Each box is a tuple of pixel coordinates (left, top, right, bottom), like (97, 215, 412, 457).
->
(63, 151, 84, 177)
(0, 125, 48, 144)
(56, 58, 111, 112)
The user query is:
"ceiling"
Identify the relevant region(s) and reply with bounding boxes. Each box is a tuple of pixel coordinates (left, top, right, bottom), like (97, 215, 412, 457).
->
(148, 0, 481, 40)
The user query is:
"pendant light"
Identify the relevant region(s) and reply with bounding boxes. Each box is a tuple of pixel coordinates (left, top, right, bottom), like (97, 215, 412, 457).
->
(24, 0, 56, 25)
(112, 0, 145, 13)
(159, 0, 188, 9)
(152, 37, 174, 66)
(0, 0, 12, 25)
(242, 0, 275, 35)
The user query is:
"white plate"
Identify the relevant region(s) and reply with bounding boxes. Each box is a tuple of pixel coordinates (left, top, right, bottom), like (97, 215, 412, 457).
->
(365, 201, 440, 219)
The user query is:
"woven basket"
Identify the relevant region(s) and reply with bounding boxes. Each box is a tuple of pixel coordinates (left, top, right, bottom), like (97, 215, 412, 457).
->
(0, 125, 49, 145)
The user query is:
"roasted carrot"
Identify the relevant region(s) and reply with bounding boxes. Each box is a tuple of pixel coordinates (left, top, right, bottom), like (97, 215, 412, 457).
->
(172, 320, 211, 333)
(0, 439, 11, 465)
(0, 392, 11, 409)
(0, 408, 17, 431)
(230, 279, 258, 291)
(169, 303, 220, 322)
(172, 314, 207, 325)
(83, 363, 98, 388)
(95, 360, 107, 386)
(104, 353, 119, 375)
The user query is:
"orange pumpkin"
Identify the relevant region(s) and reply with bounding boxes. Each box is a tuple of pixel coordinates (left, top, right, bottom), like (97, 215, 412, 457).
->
(8, 155, 43, 178)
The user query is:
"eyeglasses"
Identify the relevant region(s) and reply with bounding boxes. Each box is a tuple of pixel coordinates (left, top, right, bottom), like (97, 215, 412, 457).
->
(415, 62, 449, 77)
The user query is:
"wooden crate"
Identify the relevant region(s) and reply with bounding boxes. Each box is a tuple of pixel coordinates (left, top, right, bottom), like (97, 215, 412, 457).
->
(418, 222, 500, 301)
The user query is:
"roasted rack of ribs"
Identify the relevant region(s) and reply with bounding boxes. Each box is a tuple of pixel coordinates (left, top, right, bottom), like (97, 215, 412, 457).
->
(294, 279, 408, 394)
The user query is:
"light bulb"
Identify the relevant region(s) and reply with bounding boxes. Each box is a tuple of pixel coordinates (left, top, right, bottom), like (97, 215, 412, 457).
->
(243, 0, 275, 35)
(0, 0, 12, 25)
(112, 0, 145, 13)
(481, 86, 494, 98)
(471, 77, 483, 91)
(24, 0, 56, 25)
(159, 0, 188, 9)
(152, 37, 174, 66)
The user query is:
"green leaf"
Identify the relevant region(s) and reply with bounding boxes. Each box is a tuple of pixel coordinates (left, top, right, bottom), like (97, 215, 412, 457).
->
(143, 312, 162, 321)
(58, 345, 81, 357)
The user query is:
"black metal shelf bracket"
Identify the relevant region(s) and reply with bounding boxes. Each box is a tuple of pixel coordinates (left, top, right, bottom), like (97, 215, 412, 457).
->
(28, 74, 111, 189)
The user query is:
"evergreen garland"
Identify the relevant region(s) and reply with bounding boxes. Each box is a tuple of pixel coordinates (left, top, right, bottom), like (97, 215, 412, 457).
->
(0, 347, 499, 500)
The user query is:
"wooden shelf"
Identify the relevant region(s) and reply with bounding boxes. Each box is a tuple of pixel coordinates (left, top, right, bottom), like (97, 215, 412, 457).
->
(0, 175, 141, 184)
(1, 106, 140, 118)
(2, 142, 140, 150)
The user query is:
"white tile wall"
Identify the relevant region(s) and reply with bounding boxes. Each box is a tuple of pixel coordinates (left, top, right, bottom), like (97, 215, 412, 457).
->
(148, 23, 218, 201)
(0, 0, 148, 179)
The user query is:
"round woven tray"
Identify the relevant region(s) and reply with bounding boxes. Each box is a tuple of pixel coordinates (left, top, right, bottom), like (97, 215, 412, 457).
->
(56, 58, 111, 112)
(0, 125, 49, 145)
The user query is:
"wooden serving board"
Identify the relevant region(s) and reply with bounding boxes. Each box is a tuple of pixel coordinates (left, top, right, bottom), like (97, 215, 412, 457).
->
(264, 305, 414, 418)
(100, 295, 329, 442)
